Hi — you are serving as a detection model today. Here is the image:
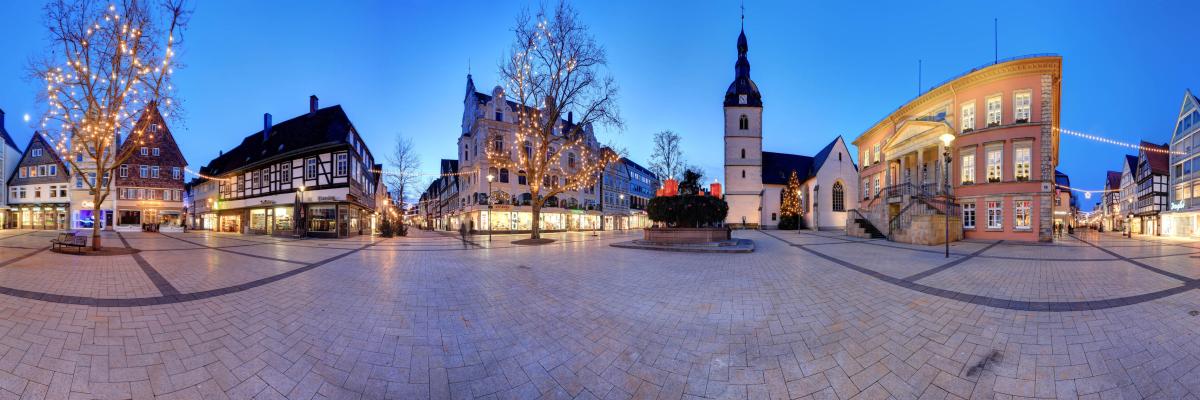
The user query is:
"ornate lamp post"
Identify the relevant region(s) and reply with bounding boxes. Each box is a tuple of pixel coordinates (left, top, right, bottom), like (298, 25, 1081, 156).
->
(618, 194, 625, 230)
(296, 186, 306, 238)
(796, 188, 803, 235)
(939, 133, 956, 258)
(486, 173, 494, 242)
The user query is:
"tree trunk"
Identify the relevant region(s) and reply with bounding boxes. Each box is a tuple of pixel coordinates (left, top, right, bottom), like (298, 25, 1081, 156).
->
(91, 191, 103, 250)
(530, 202, 541, 239)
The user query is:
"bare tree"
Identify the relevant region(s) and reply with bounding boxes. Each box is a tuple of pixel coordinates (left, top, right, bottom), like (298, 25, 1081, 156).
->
(487, 2, 622, 240)
(684, 163, 706, 186)
(33, 0, 188, 249)
(649, 130, 683, 182)
(386, 134, 420, 231)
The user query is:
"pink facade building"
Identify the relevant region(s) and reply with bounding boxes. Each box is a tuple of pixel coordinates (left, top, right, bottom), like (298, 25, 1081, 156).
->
(852, 55, 1062, 242)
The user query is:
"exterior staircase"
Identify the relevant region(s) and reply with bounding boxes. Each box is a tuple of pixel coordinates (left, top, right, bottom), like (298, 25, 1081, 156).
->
(850, 214, 886, 239)
(847, 183, 962, 244)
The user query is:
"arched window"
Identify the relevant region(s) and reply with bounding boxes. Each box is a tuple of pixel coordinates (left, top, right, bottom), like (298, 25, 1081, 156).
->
(464, 144, 469, 161)
(499, 168, 509, 183)
(741, 148, 746, 159)
(832, 181, 845, 212)
(741, 170, 746, 178)
(518, 170, 527, 185)
(492, 135, 503, 152)
(838, 152, 842, 161)
(739, 115, 749, 130)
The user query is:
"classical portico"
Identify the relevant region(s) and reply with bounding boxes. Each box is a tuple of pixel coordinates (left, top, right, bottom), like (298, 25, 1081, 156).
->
(881, 120, 954, 198)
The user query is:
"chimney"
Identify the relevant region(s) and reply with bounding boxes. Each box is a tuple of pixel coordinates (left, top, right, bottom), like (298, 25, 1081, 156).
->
(567, 111, 573, 124)
(219, 150, 223, 157)
(263, 113, 272, 141)
(309, 95, 319, 115)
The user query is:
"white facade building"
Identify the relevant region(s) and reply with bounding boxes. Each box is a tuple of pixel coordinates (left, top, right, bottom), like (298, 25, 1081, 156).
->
(1164, 90, 1200, 237)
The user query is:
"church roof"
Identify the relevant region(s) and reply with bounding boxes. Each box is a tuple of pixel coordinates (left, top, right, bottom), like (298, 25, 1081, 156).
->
(762, 152, 813, 185)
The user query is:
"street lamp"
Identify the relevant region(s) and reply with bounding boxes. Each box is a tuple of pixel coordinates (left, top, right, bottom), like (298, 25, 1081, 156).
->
(296, 186, 306, 237)
(486, 173, 494, 242)
(939, 132, 956, 258)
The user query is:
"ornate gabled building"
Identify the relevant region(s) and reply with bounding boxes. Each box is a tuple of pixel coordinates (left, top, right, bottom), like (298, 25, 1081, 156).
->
(196, 96, 379, 238)
(721, 24, 859, 230)
(0, 109, 23, 229)
(114, 106, 188, 231)
(6, 132, 70, 229)
(1102, 170, 1123, 232)
(1134, 141, 1169, 235)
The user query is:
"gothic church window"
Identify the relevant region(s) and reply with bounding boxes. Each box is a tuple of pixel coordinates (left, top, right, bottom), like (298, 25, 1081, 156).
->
(739, 115, 749, 130)
(832, 182, 845, 212)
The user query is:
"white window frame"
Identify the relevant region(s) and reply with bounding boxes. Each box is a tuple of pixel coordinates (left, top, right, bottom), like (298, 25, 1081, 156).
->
(152, 148, 160, 157)
(986, 95, 1002, 127)
(986, 145, 1003, 183)
(1013, 90, 1032, 122)
(962, 202, 976, 229)
(172, 167, 180, 180)
(119, 165, 128, 177)
(140, 165, 149, 178)
(335, 153, 348, 177)
(140, 147, 148, 156)
(987, 201, 1003, 230)
(151, 166, 160, 178)
(1014, 199, 1032, 230)
(960, 102, 976, 132)
(961, 152, 976, 185)
(1014, 142, 1032, 181)
(305, 158, 318, 180)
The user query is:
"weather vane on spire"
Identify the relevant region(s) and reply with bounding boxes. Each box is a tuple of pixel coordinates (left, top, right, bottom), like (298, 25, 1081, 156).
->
(740, 1, 745, 29)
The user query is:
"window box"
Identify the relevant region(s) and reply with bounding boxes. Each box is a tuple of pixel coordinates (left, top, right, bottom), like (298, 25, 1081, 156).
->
(1015, 176, 1029, 182)
(988, 177, 1001, 183)
(987, 122, 1001, 128)
(962, 128, 974, 133)
(961, 180, 974, 185)
(1015, 118, 1029, 124)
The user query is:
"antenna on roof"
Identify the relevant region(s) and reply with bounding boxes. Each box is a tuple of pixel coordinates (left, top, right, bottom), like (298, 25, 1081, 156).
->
(993, 18, 998, 64)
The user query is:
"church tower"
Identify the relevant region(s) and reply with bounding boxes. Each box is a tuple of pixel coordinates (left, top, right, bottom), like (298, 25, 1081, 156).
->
(723, 22, 763, 227)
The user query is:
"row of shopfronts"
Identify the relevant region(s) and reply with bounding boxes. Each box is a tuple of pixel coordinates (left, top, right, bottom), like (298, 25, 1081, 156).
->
(3, 202, 182, 231)
(419, 206, 652, 234)
(191, 201, 375, 238)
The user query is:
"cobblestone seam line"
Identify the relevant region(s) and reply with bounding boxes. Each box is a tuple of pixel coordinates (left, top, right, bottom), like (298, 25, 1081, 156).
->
(117, 232, 181, 296)
(759, 230, 1198, 312)
(1071, 233, 1193, 283)
(159, 233, 308, 265)
(0, 239, 379, 307)
(904, 241, 1003, 281)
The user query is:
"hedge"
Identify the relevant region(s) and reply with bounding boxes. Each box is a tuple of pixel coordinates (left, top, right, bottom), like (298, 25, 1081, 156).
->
(646, 195, 729, 228)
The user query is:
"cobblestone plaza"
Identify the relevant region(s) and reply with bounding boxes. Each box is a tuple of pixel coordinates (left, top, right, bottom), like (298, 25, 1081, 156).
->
(0, 229, 1199, 399)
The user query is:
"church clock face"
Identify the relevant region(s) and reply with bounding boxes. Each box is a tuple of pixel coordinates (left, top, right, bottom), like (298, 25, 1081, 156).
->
(739, 94, 748, 105)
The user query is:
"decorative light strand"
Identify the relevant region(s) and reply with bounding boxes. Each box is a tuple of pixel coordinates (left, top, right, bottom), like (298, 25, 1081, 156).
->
(1055, 127, 1182, 155)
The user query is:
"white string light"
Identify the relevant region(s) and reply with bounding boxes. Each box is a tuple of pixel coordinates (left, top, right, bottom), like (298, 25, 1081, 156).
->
(1055, 127, 1182, 155)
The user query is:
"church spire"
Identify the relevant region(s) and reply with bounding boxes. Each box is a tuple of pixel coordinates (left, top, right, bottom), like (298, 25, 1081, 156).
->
(725, 9, 760, 107)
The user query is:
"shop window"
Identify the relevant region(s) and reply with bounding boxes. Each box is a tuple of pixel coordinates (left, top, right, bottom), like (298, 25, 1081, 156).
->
(1014, 200, 1031, 230)
(309, 206, 337, 233)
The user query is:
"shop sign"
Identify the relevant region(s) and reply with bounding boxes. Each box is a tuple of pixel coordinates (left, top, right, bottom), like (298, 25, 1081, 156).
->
(259, 200, 276, 205)
(570, 209, 584, 215)
(1171, 201, 1186, 210)
(81, 201, 95, 208)
(317, 196, 338, 201)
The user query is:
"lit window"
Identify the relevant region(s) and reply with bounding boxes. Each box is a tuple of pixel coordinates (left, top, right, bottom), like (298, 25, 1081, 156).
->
(863, 178, 871, 199)
(987, 201, 1002, 229)
(873, 144, 881, 164)
(493, 136, 504, 153)
(1014, 91, 1031, 123)
(960, 102, 976, 132)
(962, 202, 976, 229)
(986, 96, 1002, 127)
(873, 175, 880, 196)
(961, 153, 975, 185)
(986, 147, 1003, 183)
(1014, 143, 1032, 181)
(1014, 200, 1031, 229)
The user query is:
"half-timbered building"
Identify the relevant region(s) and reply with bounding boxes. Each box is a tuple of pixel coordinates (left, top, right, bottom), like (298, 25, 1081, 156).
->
(5, 133, 71, 229)
(196, 96, 379, 238)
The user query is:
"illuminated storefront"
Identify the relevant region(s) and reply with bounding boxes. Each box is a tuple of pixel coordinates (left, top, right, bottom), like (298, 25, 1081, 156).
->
(13, 204, 69, 230)
(464, 207, 602, 233)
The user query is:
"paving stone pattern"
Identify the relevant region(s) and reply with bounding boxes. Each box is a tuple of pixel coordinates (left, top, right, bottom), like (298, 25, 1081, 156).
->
(0, 228, 1197, 398)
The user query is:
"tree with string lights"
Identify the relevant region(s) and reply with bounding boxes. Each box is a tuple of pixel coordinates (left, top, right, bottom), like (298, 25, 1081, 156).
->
(779, 171, 801, 229)
(486, 2, 623, 241)
(32, 0, 188, 250)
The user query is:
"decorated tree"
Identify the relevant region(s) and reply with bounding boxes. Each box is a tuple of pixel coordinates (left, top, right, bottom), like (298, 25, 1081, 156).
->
(779, 171, 802, 229)
(33, 0, 188, 249)
(487, 1, 623, 240)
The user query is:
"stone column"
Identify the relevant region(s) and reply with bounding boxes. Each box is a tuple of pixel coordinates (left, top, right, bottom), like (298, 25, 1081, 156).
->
(916, 150, 924, 189)
(1038, 74, 1055, 242)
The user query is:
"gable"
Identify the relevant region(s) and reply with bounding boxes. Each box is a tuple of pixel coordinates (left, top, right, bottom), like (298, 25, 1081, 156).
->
(1173, 90, 1200, 143)
(7, 133, 69, 186)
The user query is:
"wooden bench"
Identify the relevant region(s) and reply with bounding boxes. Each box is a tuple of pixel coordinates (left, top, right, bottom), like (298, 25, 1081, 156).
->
(50, 233, 87, 253)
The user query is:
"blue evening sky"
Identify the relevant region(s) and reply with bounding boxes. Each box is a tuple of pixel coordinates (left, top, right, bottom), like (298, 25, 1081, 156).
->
(1, 1, 1197, 209)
